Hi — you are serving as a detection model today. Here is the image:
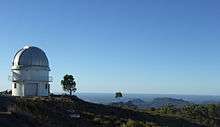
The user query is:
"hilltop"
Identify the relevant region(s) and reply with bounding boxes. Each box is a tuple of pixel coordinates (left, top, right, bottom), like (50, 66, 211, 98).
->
(111, 97, 192, 109)
(0, 95, 207, 127)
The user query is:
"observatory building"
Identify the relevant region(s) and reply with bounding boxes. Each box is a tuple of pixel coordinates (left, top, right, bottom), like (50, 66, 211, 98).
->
(11, 46, 51, 96)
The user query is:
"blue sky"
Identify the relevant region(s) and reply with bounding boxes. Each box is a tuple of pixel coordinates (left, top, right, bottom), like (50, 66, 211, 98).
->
(0, 0, 220, 95)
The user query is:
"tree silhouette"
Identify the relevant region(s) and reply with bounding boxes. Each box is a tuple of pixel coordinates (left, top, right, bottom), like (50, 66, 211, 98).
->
(61, 74, 77, 96)
(115, 92, 123, 98)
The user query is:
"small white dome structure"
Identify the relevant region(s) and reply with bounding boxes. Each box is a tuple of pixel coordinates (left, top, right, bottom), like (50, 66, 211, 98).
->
(11, 46, 51, 96)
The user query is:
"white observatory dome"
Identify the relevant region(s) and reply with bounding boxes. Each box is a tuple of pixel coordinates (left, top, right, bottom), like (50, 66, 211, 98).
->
(11, 46, 51, 96)
(12, 46, 49, 69)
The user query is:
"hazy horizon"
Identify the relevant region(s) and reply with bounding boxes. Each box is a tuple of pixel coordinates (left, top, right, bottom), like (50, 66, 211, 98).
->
(1, 0, 220, 95)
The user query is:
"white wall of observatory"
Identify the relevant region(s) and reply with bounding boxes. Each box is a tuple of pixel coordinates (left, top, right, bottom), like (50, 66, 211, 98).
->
(12, 67, 49, 96)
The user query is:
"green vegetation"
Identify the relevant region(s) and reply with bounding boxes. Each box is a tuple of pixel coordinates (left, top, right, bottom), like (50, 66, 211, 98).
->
(61, 74, 77, 96)
(110, 97, 220, 127)
(115, 92, 123, 98)
(121, 119, 160, 127)
(0, 96, 206, 127)
(145, 104, 220, 127)
(0, 90, 11, 96)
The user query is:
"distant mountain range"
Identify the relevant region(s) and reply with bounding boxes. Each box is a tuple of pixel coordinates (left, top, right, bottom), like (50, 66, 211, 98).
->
(111, 97, 192, 109)
(77, 93, 220, 104)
